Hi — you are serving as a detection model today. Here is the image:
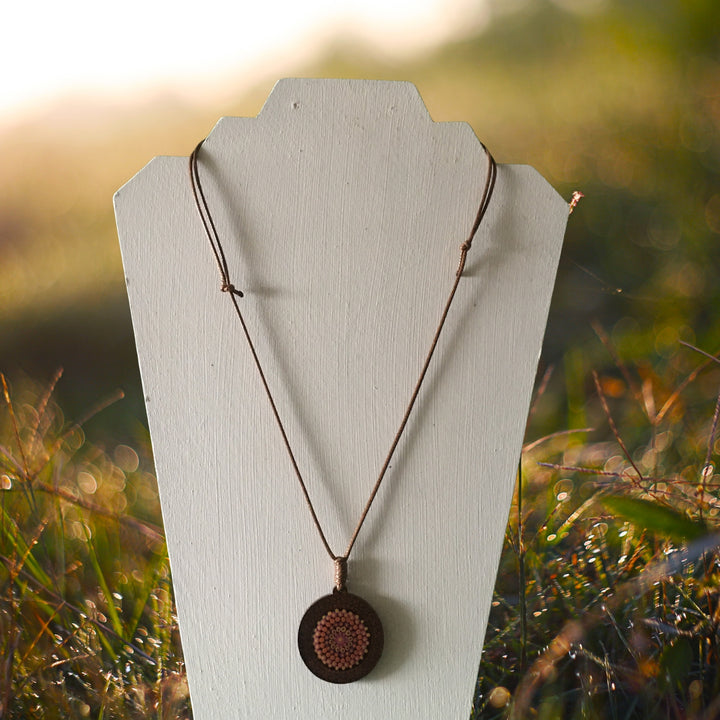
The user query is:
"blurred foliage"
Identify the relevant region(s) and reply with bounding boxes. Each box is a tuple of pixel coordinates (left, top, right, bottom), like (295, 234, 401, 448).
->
(0, 374, 189, 718)
(474, 339, 720, 719)
(1, 0, 719, 437)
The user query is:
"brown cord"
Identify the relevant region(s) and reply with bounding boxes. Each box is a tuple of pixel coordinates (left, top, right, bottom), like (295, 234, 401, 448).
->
(189, 140, 497, 589)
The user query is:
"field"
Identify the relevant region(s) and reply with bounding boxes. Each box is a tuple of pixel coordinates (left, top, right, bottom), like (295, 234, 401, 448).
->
(1, 0, 719, 717)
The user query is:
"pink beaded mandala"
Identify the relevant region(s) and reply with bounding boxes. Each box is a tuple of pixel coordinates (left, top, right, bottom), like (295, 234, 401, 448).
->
(312, 608, 370, 670)
(298, 591, 384, 683)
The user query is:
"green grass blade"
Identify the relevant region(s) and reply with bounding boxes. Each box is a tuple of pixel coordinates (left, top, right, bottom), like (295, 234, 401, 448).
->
(82, 524, 125, 641)
(602, 496, 708, 542)
(126, 542, 168, 642)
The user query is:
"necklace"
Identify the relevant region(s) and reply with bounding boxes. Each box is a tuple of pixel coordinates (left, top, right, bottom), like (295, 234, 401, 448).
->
(189, 140, 496, 683)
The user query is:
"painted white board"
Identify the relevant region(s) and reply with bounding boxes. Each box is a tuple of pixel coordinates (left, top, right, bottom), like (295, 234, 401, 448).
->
(114, 78, 568, 719)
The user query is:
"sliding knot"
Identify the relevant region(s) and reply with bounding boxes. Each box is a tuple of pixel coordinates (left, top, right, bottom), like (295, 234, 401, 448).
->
(333, 556, 348, 592)
(456, 242, 470, 277)
(221, 282, 244, 297)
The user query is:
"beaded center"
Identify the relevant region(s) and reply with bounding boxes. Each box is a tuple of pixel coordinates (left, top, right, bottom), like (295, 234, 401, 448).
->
(312, 608, 370, 670)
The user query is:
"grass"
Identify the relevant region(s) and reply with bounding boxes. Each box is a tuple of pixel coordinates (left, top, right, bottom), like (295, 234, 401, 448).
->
(0, 371, 189, 719)
(473, 336, 720, 719)
(1, 336, 719, 718)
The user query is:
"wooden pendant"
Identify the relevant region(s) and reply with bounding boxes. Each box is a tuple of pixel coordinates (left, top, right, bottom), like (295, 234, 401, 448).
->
(298, 590, 384, 683)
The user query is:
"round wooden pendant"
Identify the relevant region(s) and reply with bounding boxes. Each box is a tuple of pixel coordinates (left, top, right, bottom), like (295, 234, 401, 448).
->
(298, 590, 384, 683)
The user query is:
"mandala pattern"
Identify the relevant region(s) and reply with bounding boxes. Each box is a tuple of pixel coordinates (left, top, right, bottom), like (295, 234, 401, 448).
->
(312, 608, 370, 670)
(298, 591, 384, 683)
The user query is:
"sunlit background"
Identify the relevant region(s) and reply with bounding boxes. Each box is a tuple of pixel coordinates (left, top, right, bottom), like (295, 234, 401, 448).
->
(2, 0, 486, 119)
(3, 0, 718, 431)
(2, 0, 720, 716)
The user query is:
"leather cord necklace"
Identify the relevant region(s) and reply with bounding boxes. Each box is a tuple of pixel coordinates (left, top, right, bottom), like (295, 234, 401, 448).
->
(189, 140, 497, 683)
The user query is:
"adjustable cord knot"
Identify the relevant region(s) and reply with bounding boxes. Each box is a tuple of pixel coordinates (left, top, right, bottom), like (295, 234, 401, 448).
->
(221, 282, 244, 297)
(456, 241, 471, 277)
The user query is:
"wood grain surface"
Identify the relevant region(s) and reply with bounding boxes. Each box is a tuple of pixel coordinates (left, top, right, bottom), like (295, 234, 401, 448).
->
(114, 78, 568, 719)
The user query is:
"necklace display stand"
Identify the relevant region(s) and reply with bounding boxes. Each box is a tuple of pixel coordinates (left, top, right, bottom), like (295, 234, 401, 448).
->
(114, 78, 568, 719)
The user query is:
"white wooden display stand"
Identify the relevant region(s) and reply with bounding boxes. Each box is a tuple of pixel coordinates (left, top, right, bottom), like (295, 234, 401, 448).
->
(114, 79, 568, 719)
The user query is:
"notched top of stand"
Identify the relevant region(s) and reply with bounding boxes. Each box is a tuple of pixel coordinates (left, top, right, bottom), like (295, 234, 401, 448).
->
(116, 79, 563, 216)
(203, 77, 483, 163)
(257, 78, 430, 122)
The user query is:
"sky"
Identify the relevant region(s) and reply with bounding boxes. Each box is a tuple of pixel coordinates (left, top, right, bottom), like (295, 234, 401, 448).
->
(1, 0, 488, 121)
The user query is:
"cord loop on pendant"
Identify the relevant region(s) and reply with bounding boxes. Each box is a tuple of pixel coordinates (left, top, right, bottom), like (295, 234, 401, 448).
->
(334, 556, 348, 592)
